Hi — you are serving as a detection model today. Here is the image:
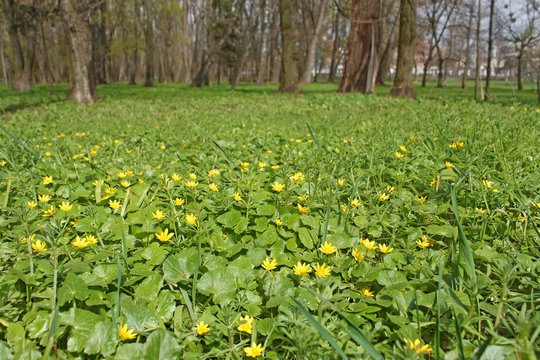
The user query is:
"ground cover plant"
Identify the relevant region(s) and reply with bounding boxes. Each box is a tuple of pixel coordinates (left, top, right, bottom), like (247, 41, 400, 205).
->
(0, 83, 539, 359)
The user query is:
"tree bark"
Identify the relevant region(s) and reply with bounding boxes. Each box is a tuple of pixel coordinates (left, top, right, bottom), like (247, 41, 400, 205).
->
(390, 0, 417, 99)
(461, 3, 474, 89)
(517, 50, 523, 91)
(474, 0, 482, 101)
(299, 0, 328, 85)
(256, 0, 268, 85)
(278, 0, 299, 93)
(337, 0, 380, 94)
(60, 0, 98, 103)
(484, 0, 495, 99)
(328, 7, 340, 83)
(143, 0, 154, 87)
(421, 45, 433, 88)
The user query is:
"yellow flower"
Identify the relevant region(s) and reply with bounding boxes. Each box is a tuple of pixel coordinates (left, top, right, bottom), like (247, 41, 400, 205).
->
(186, 213, 198, 227)
(152, 210, 165, 221)
(171, 174, 182, 181)
(72, 236, 88, 249)
(319, 241, 337, 255)
(208, 169, 220, 177)
(42, 206, 55, 217)
(297, 203, 309, 214)
(32, 239, 47, 252)
(120, 180, 130, 188)
(271, 165, 280, 170)
(27, 200, 37, 209)
(416, 196, 427, 203)
(361, 287, 374, 297)
(416, 235, 433, 249)
(125, 170, 134, 176)
(109, 199, 121, 211)
(106, 187, 117, 194)
(387, 185, 395, 193)
(138, 178, 144, 184)
(209, 183, 218, 192)
(258, 161, 267, 169)
(293, 262, 311, 275)
(350, 198, 361, 207)
(44, 151, 51, 157)
(185, 180, 199, 188)
(189, 173, 197, 180)
(410, 135, 418, 141)
(38, 194, 51, 202)
(400, 145, 407, 152)
(43, 176, 53, 185)
(449, 143, 458, 149)
(160, 145, 166, 150)
(84, 235, 98, 245)
(483, 180, 493, 188)
(476, 207, 486, 215)
(119, 324, 136, 341)
(59, 201, 73, 211)
(313, 263, 331, 278)
(403, 338, 432, 355)
(379, 243, 394, 254)
(237, 315, 254, 334)
(290, 171, 305, 183)
(395, 151, 404, 158)
(117, 171, 127, 179)
(334, 147, 340, 153)
(362, 239, 377, 251)
(234, 192, 243, 201)
(297, 194, 309, 201)
(352, 248, 365, 261)
(378, 193, 389, 202)
(275, 219, 284, 226)
(175, 198, 185, 206)
(445, 161, 454, 169)
(155, 228, 174, 242)
(195, 321, 210, 335)
(337, 179, 345, 187)
(240, 162, 250, 169)
(244, 343, 265, 358)
(341, 204, 348, 213)
(271, 182, 285, 192)
(261, 258, 277, 271)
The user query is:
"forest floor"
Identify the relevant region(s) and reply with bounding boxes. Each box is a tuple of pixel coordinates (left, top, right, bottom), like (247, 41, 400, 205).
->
(0, 83, 538, 359)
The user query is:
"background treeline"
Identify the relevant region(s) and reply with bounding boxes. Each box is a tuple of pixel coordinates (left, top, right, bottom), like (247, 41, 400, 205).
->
(0, 0, 539, 103)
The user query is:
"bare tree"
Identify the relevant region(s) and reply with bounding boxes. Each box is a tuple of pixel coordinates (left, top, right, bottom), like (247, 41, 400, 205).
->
(278, 0, 298, 92)
(391, 0, 417, 98)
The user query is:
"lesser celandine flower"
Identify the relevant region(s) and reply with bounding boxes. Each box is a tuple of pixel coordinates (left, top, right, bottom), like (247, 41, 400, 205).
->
(362, 239, 377, 251)
(119, 324, 136, 341)
(483, 180, 493, 188)
(42, 206, 55, 217)
(185, 180, 199, 188)
(387, 185, 395, 193)
(244, 343, 265, 358)
(378, 193, 389, 202)
(171, 174, 182, 181)
(476, 207, 486, 215)
(189, 173, 197, 180)
(155, 229, 174, 242)
(400, 145, 407, 152)
(117, 171, 127, 179)
(337, 179, 345, 187)
(416, 196, 427, 203)
(209, 183, 218, 191)
(186, 214, 198, 227)
(271, 165, 280, 170)
(120, 180, 130, 188)
(271, 182, 285, 192)
(106, 187, 117, 194)
(350, 198, 361, 207)
(403, 338, 432, 355)
(152, 210, 165, 221)
(233, 192, 242, 201)
(293, 262, 311, 275)
(43, 176, 53, 185)
(361, 288, 375, 297)
(175, 198, 185, 206)
(59, 201, 73, 211)
(109, 199, 121, 211)
(275, 219, 284, 226)
(237, 315, 253, 334)
(32, 240, 47, 252)
(261, 258, 277, 271)
(395, 152, 404, 158)
(352, 249, 365, 261)
(297, 203, 309, 214)
(27, 200, 37, 209)
(38, 194, 51, 202)
(290, 171, 305, 183)
(258, 162, 267, 169)
(445, 161, 454, 169)
(84, 235, 98, 245)
(72, 236, 88, 249)
(379, 244, 394, 254)
(195, 321, 210, 335)
(240, 162, 250, 169)
(313, 263, 331, 278)
(319, 241, 337, 255)
(208, 169, 220, 177)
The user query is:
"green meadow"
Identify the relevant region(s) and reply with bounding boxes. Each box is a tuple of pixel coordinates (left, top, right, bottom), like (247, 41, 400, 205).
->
(0, 82, 539, 359)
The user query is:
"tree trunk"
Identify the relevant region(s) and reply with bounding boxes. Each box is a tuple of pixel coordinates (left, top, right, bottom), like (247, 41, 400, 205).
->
(299, 0, 328, 85)
(278, 0, 299, 93)
(436, 51, 444, 88)
(461, 3, 474, 89)
(337, 0, 380, 94)
(484, 0, 495, 99)
(474, 0, 482, 101)
(256, 0, 268, 85)
(390, 0, 417, 99)
(60, 0, 98, 103)
(0, 34, 8, 85)
(517, 50, 523, 91)
(143, 0, 154, 87)
(231, 45, 249, 90)
(328, 7, 340, 84)
(421, 45, 432, 88)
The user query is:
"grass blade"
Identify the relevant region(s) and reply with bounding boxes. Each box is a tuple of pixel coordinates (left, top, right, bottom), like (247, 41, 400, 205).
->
(115, 255, 123, 317)
(293, 298, 349, 360)
(321, 189, 332, 245)
(471, 335, 492, 360)
(306, 123, 322, 152)
(180, 288, 196, 325)
(452, 306, 465, 360)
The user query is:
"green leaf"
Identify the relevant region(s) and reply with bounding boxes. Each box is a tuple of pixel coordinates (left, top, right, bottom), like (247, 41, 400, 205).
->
(297, 228, 315, 249)
(59, 308, 102, 353)
(57, 273, 89, 306)
(142, 242, 167, 265)
(134, 273, 163, 304)
(143, 328, 181, 359)
(84, 321, 117, 357)
(257, 204, 276, 216)
(197, 269, 237, 304)
(162, 247, 198, 283)
(115, 343, 144, 360)
(0, 341, 13, 360)
(217, 209, 242, 229)
(121, 298, 158, 333)
(426, 224, 457, 238)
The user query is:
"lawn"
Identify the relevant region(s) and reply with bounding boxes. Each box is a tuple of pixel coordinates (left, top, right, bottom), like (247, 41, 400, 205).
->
(0, 83, 539, 359)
